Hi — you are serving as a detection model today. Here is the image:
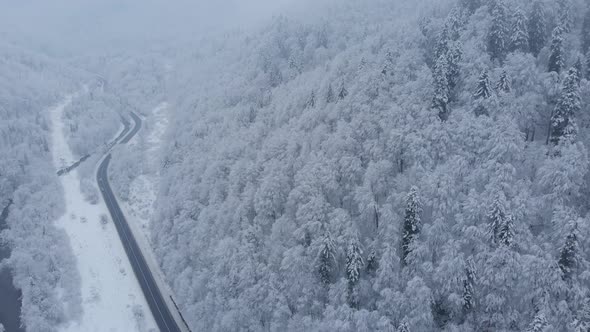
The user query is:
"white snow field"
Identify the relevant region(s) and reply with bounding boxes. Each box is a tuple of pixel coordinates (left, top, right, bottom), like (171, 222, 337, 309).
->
(49, 93, 157, 332)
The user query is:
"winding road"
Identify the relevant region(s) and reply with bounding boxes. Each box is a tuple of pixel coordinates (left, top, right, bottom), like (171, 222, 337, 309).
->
(97, 113, 182, 332)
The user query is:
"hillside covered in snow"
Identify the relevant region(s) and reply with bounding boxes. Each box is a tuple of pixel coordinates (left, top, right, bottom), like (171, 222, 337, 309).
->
(149, 0, 590, 330)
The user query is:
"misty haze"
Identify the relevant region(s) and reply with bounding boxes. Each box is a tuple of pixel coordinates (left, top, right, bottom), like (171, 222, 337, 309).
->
(1, 0, 590, 331)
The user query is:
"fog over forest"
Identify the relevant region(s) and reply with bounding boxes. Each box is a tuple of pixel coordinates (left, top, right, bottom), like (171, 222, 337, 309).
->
(2, 0, 590, 331)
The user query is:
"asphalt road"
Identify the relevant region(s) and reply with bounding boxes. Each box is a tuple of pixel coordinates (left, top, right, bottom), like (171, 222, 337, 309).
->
(97, 113, 181, 332)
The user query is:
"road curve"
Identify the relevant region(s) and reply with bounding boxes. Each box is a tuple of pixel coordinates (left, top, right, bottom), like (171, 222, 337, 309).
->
(97, 113, 181, 332)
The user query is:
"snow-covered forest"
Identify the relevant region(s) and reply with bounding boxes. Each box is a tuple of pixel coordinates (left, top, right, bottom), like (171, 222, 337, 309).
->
(2, 0, 590, 330)
(150, 0, 590, 330)
(0, 42, 82, 331)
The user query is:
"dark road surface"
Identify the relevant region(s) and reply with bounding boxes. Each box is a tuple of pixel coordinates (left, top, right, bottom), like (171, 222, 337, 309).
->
(97, 113, 181, 332)
(0, 200, 25, 332)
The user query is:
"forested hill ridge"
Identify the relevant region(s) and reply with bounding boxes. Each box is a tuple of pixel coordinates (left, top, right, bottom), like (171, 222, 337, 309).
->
(153, 0, 590, 330)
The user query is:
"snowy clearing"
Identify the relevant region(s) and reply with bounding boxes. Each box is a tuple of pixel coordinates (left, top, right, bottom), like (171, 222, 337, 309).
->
(49, 93, 157, 332)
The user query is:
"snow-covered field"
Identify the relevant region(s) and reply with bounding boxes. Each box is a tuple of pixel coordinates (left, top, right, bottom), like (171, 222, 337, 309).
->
(49, 93, 157, 332)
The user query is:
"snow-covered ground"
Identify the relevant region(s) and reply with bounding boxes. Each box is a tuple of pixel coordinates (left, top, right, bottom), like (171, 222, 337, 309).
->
(124, 102, 169, 239)
(49, 93, 157, 332)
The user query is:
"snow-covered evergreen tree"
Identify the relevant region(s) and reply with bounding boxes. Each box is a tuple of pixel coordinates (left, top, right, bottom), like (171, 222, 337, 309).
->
(573, 297, 590, 332)
(526, 310, 549, 332)
(548, 26, 565, 74)
(488, 0, 509, 62)
(401, 187, 421, 266)
(528, 1, 547, 57)
(496, 70, 511, 93)
(487, 193, 510, 245)
(550, 67, 581, 145)
(346, 233, 364, 308)
(397, 321, 410, 332)
(317, 232, 337, 286)
(432, 55, 450, 121)
(462, 257, 477, 316)
(558, 227, 578, 280)
(511, 8, 529, 53)
(474, 69, 492, 99)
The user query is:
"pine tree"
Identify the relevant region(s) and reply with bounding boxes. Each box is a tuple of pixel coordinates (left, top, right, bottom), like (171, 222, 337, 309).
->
(488, 0, 509, 62)
(586, 51, 590, 81)
(346, 235, 364, 308)
(558, 229, 578, 280)
(338, 84, 348, 100)
(498, 214, 514, 247)
(583, 8, 590, 54)
(432, 55, 450, 121)
(528, 1, 547, 57)
(510, 8, 529, 53)
(474, 69, 492, 99)
(366, 248, 378, 275)
(307, 90, 316, 108)
(550, 68, 581, 145)
(397, 321, 410, 332)
(573, 58, 583, 85)
(557, 0, 573, 34)
(487, 193, 512, 245)
(548, 26, 565, 74)
(573, 297, 590, 332)
(435, 25, 451, 61)
(326, 84, 335, 103)
(401, 187, 421, 266)
(526, 310, 549, 332)
(317, 233, 336, 286)
(462, 257, 477, 316)
(447, 42, 463, 91)
(496, 70, 511, 93)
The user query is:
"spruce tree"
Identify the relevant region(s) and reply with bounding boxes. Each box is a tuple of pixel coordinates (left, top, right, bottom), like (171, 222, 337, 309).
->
(487, 193, 511, 245)
(338, 84, 348, 100)
(496, 70, 511, 93)
(432, 55, 450, 121)
(526, 310, 549, 332)
(558, 229, 578, 281)
(346, 235, 364, 308)
(488, 0, 509, 62)
(447, 42, 463, 91)
(528, 1, 547, 57)
(548, 26, 565, 74)
(401, 187, 421, 266)
(326, 84, 335, 103)
(366, 248, 378, 275)
(557, 0, 573, 34)
(397, 321, 410, 332)
(573, 297, 590, 331)
(510, 8, 529, 53)
(574, 58, 583, 85)
(474, 69, 492, 99)
(586, 51, 590, 81)
(550, 68, 581, 145)
(317, 233, 336, 286)
(498, 214, 514, 247)
(462, 257, 477, 316)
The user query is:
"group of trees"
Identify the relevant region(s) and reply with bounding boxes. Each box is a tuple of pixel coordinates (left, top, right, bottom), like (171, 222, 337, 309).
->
(114, 0, 590, 330)
(0, 42, 82, 331)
